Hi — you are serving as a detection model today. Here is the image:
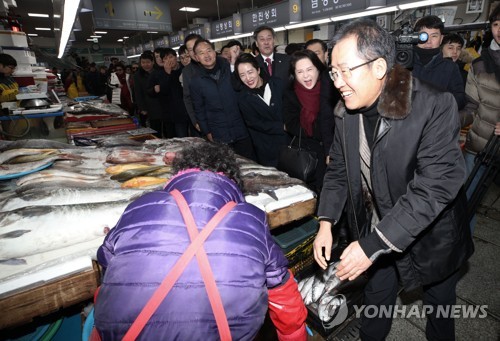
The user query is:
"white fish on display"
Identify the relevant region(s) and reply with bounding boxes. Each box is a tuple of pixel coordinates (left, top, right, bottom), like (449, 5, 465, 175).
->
(0, 148, 58, 165)
(15, 169, 107, 187)
(0, 200, 131, 259)
(0, 187, 145, 212)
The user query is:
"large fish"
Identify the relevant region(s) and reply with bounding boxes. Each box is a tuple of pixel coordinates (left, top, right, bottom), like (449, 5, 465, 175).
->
(105, 163, 152, 175)
(0, 148, 58, 165)
(106, 149, 163, 164)
(0, 157, 60, 177)
(121, 176, 167, 188)
(0, 186, 145, 212)
(15, 169, 107, 186)
(0, 200, 131, 259)
(0, 139, 80, 152)
(111, 166, 168, 182)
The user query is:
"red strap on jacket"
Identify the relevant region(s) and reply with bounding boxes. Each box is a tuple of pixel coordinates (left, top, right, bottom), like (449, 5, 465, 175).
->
(122, 189, 236, 341)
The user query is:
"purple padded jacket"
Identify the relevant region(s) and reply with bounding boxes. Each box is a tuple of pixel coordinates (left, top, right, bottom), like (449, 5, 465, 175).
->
(94, 171, 289, 340)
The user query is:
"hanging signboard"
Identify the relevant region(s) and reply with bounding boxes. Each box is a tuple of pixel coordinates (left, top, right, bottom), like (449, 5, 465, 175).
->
(142, 40, 154, 51)
(154, 36, 169, 48)
(301, 0, 365, 21)
(185, 26, 204, 38)
(211, 17, 234, 39)
(242, 2, 290, 32)
(169, 33, 182, 47)
(126, 47, 136, 56)
(92, 0, 172, 31)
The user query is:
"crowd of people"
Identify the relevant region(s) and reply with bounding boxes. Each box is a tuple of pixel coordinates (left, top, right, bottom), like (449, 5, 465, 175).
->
(59, 8, 500, 341)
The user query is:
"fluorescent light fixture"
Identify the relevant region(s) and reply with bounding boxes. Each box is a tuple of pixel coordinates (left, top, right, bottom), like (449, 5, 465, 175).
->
(123, 36, 129, 39)
(179, 7, 199, 12)
(90, 35, 102, 38)
(54, 28, 60, 31)
(127, 54, 141, 59)
(58, 0, 81, 58)
(28, 33, 38, 36)
(285, 18, 331, 30)
(331, 6, 398, 21)
(230, 32, 253, 39)
(95, 31, 107, 34)
(147, 31, 158, 34)
(35, 27, 51, 31)
(117, 39, 124, 42)
(86, 38, 95, 41)
(274, 26, 287, 32)
(398, 0, 456, 10)
(53, 14, 61, 18)
(210, 37, 228, 43)
(28, 13, 49, 18)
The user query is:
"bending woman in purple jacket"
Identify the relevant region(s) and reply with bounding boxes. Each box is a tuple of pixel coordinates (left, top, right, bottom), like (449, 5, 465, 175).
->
(93, 142, 307, 341)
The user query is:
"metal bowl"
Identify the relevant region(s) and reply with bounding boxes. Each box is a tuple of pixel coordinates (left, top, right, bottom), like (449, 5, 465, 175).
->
(19, 98, 51, 109)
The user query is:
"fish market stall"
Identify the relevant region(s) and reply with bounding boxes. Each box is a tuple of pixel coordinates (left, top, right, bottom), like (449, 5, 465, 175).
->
(0, 137, 316, 329)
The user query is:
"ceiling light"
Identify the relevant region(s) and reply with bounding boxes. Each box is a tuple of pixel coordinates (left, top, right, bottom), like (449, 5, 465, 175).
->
(90, 35, 102, 38)
(53, 14, 60, 18)
(331, 6, 398, 21)
(58, 0, 80, 58)
(28, 13, 49, 18)
(35, 27, 51, 31)
(398, 0, 455, 10)
(274, 26, 287, 32)
(117, 39, 123, 42)
(285, 18, 331, 30)
(123, 36, 129, 39)
(54, 28, 60, 31)
(147, 31, 158, 34)
(27, 33, 38, 36)
(95, 31, 107, 34)
(179, 7, 199, 12)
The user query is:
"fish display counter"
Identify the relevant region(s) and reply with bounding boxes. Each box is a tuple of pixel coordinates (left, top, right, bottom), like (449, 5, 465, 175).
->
(0, 137, 317, 329)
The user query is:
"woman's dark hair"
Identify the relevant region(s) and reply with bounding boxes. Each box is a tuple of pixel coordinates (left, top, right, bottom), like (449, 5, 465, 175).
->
(289, 49, 326, 81)
(234, 53, 260, 83)
(172, 142, 243, 189)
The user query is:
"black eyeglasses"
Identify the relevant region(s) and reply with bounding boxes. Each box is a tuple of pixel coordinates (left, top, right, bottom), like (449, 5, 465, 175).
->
(329, 58, 379, 82)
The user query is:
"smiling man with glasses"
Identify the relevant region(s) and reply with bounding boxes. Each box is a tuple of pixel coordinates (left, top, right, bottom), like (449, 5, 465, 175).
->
(314, 18, 472, 341)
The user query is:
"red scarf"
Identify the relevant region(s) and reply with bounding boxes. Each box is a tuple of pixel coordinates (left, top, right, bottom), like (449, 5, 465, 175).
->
(294, 80, 321, 137)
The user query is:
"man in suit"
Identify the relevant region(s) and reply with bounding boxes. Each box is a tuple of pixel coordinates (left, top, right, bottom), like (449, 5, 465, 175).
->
(253, 25, 291, 85)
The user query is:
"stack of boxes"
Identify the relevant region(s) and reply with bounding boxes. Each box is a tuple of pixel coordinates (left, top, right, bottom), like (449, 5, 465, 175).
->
(0, 30, 36, 87)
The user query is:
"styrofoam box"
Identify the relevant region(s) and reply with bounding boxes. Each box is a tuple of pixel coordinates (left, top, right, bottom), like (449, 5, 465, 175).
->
(1, 47, 36, 64)
(0, 30, 28, 48)
(13, 64, 33, 74)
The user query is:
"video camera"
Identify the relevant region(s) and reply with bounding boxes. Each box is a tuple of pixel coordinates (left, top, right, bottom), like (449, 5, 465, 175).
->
(392, 24, 428, 69)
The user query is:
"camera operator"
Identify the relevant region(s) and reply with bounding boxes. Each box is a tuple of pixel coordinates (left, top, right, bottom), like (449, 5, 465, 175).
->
(412, 15, 466, 109)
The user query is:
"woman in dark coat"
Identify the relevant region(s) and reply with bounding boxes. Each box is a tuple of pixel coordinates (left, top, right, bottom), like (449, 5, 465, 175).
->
(234, 53, 287, 167)
(283, 50, 338, 193)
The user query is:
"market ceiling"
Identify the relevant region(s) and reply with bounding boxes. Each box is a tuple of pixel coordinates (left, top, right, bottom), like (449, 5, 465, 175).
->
(11, 0, 274, 46)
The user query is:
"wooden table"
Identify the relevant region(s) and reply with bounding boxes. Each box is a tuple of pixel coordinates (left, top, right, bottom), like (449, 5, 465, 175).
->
(0, 198, 316, 330)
